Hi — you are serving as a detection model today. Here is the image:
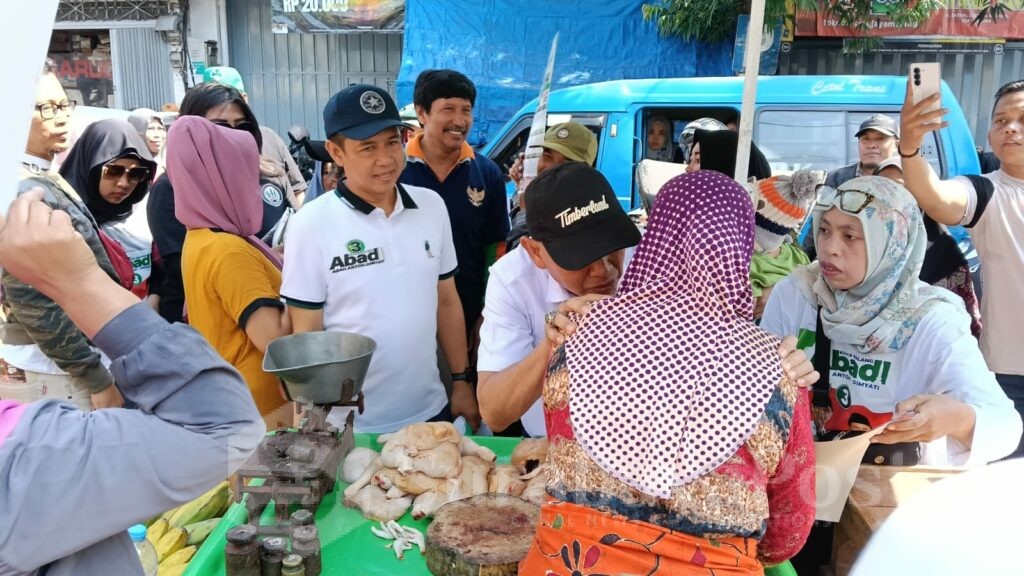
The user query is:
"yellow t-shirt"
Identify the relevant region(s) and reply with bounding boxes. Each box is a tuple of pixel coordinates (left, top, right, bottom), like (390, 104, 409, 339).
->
(182, 228, 288, 425)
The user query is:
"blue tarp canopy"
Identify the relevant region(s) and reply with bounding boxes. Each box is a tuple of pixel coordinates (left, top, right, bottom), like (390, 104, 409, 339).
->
(397, 0, 733, 146)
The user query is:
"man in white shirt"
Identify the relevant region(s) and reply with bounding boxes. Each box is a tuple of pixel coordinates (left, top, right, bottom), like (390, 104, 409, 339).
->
(281, 84, 478, 433)
(899, 79, 1024, 458)
(477, 163, 639, 436)
(477, 163, 822, 436)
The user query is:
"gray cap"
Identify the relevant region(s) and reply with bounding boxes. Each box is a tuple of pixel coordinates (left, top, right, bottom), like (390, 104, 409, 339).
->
(856, 114, 899, 138)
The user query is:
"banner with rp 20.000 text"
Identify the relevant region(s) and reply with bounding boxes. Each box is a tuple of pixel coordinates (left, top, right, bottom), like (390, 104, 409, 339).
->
(271, 0, 403, 33)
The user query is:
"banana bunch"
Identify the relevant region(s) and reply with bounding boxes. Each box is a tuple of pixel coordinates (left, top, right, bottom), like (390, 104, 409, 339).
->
(145, 481, 234, 575)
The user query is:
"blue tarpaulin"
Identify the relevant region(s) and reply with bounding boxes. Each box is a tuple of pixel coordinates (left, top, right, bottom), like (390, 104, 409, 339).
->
(397, 0, 734, 146)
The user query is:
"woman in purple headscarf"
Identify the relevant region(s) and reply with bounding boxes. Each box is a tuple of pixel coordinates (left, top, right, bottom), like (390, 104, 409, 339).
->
(166, 116, 292, 429)
(520, 170, 814, 575)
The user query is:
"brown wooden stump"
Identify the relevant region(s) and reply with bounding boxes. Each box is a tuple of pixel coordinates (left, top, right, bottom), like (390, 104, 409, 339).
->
(424, 493, 540, 576)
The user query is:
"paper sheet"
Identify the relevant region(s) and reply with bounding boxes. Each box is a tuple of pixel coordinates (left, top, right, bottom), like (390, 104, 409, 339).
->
(813, 425, 888, 522)
(0, 1, 58, 215)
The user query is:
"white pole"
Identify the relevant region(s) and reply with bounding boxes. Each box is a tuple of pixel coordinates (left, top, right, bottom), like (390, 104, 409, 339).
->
(0, 0, 60, 215)
(735, 0, 767, 184)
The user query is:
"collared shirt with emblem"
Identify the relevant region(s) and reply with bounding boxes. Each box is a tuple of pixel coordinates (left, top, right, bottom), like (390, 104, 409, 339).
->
(401, 132, 510, 330)
(280, 182, 458, 433)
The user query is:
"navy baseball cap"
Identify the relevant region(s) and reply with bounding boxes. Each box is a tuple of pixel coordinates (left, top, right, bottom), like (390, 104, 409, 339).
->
(323, 84, 405, 140)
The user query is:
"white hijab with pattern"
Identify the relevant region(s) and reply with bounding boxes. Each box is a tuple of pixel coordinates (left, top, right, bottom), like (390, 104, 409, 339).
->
(792, 176, 965, 353)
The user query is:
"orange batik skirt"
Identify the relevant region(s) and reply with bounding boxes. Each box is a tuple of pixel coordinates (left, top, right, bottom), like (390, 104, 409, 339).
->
(519, 500, 764, 576)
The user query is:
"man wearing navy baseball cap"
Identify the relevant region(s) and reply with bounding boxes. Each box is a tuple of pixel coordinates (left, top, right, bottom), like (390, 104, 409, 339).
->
(280, 84, 479, 433)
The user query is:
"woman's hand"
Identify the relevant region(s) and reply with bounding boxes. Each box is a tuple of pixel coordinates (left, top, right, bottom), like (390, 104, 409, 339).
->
(873, 394, 976, 447)
(899, 82, 949, 157)
(778, 336, 818, 388)
(544, 294, 609, 346)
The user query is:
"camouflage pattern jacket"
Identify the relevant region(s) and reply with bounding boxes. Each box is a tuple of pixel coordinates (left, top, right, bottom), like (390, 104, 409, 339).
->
(0, 163, 119, 393)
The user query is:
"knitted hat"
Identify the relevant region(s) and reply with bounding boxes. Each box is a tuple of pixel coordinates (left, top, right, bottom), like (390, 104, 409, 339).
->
(750, 169, 825, 253)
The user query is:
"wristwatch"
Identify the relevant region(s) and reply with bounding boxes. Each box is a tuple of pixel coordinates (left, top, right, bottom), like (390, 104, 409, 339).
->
(450, 371, 470, 383)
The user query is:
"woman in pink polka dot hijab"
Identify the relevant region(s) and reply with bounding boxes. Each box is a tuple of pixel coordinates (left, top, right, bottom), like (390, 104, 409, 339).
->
(520, 171, 815, 575)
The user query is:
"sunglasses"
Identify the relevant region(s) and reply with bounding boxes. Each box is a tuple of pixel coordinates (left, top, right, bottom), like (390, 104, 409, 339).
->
(211, 119, 258, 132)
(816, 187, 875, 215)
(101, 164, 151, 183)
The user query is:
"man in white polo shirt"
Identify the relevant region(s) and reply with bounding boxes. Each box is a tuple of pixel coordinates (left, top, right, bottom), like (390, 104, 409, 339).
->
(900, 79, 1024, 458)
(476, 163, 639, 436)
(281, 84, 478, 433)
(477, 163, 825, 437)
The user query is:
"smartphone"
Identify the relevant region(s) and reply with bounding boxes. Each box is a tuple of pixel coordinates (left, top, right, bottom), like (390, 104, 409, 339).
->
(910, 62, 942, 122)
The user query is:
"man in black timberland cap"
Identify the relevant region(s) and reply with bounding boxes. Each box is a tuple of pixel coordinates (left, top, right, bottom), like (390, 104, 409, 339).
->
(825, 113, 900, 189)
(476, 162, 640, 437)
(523, 162, 640, 274)
(280, 83, 480, 433)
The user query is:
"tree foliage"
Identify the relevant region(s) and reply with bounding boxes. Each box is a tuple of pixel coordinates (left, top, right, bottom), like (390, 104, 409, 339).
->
(641, 1, 999, 51)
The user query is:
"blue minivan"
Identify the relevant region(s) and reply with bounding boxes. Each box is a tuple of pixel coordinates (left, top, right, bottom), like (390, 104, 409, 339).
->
(480, 75, 980, 211)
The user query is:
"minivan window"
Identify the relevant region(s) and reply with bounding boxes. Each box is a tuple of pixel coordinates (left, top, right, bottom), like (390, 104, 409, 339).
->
(487, 113, 607, 179)
(636, 108, 739, 165)
(757, 109, 944, 177)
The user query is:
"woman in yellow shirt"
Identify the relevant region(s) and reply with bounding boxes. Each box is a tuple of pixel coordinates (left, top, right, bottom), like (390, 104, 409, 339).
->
(166, 116, 292, 429)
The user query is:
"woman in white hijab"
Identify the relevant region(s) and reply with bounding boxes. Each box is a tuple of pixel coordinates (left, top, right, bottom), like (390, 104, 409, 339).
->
(761, 176, 1021, 466)
(644, 116, 675, 162)
(127, 108, 167, 177)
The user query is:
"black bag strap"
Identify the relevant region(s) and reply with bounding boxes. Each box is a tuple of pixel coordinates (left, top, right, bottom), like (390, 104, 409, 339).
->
(812, 306, 832, 408)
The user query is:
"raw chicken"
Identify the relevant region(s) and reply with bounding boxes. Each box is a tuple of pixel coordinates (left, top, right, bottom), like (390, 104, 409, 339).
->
(488, 464, 526, 497)
(459, 436, 497, 462)
(411, 489, 453, 520)
(382, 440, 462, 478)
(373, 467, 449, 496)
(458, 455, 492, 498)
(519, 464, 549, 506)
(341, 447, 378, 484)
(347, 485, 412, 522)
(511, 438, 549, 475)
(343, 456, 382, 502)
(376, 421, 461, 454)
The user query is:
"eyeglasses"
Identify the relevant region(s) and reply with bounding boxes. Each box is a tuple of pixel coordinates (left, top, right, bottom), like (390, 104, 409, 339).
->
(816, 187, 876, 215)
(101, 164, 151, 183)
(35, 100, 77, 120)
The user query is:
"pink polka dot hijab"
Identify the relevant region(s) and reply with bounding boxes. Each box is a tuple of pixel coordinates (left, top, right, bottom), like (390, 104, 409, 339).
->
(565, 170, 783, 499)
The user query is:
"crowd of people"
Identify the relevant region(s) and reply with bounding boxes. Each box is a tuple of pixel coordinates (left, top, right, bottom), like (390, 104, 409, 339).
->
(0, 55, 1022, 574)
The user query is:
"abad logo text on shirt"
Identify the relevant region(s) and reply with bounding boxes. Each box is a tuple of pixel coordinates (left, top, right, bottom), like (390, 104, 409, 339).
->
(330, 238, 385, 273)
(555, 198, 610, 228)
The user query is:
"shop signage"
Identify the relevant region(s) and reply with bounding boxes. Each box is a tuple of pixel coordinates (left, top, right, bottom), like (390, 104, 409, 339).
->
(733, 16, 784, 75)
(853, 37, 1007, 54)
(796, 1, 1024, 39)
(271, 0, 404, 33)
(50, 54, 114, 108)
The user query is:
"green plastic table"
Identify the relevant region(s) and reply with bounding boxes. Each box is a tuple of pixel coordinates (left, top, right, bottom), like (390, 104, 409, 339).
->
(184, 433, 797, 576)
(185, 434, 521, 576)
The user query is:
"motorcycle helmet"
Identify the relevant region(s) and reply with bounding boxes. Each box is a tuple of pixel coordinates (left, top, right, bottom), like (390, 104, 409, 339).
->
(679, 117, 727, 163)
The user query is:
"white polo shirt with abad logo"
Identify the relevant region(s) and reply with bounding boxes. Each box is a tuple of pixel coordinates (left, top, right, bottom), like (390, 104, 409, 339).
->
(281, 182, 458, 433)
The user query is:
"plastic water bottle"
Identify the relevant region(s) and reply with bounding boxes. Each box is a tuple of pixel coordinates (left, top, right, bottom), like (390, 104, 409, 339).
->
(128, 524, 158, 576)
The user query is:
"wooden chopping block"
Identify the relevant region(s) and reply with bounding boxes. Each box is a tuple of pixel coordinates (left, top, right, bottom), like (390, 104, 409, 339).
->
(425, 493, 540, 576)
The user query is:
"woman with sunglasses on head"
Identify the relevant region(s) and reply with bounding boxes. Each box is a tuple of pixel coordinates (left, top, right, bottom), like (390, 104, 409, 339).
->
(147, 83, 294, 323)
(167, 116, 293, 430)
(761, 176, 1021, 467)
(60, 119, 157, 303)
